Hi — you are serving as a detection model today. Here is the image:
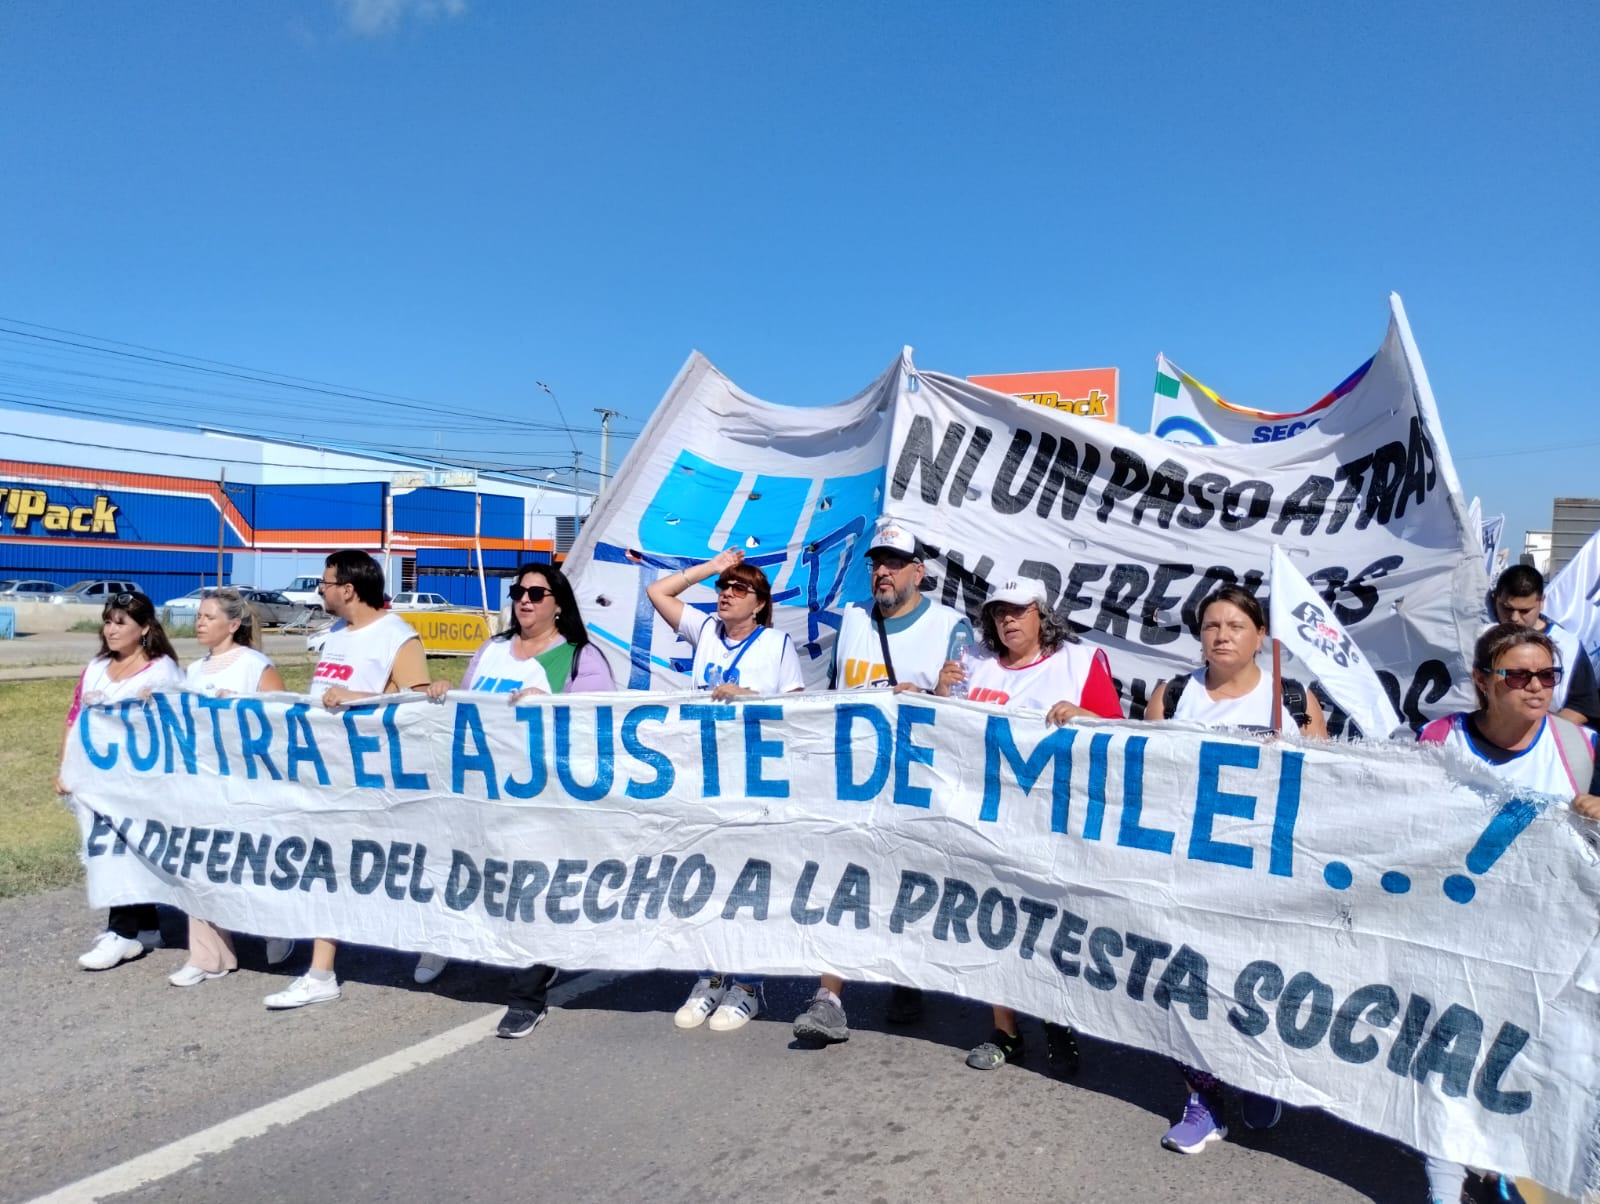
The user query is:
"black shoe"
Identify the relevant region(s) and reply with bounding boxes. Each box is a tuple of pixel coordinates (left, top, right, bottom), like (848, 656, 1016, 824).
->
(1044, 1021, 1081, 1076)
(885, 984, 924, 1024)
(965, 1027, 1024, 1070)
(497, 1006, 548, 1039)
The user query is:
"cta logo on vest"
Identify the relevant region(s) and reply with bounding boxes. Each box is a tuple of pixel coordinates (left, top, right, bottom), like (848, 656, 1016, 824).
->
(0, 487, 119, 535)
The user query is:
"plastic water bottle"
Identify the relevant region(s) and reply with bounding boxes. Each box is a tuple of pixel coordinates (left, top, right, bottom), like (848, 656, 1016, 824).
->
(945, 628, 972, 698)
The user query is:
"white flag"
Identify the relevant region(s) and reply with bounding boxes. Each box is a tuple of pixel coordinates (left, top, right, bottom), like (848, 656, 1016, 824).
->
(1269, 544, 1405, 738)
(1545, 525, 1600, 672)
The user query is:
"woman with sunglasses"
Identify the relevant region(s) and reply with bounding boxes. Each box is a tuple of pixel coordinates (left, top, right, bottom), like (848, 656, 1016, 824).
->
(413, 564, 616, 1034)
(1416, 623, 1597, 1204)
(646, 547, 804, 1032)
(58, 591, 185, 970)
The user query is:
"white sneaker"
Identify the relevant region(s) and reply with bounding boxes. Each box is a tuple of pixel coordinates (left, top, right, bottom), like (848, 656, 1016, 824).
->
(264, 973, 341, 1010)
(169, 963, 230, 987)
(265, 938, 294, 966)
(708, 982, 762, 1032)
(674, 975, 728, 1029)
(79, 932, 145, 970)
(414, 953, 449, 985)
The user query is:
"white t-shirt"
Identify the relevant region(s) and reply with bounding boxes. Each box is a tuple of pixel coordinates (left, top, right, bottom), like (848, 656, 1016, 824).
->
(461, 638, 554, 695)
(675, 611, 804, 694)
(1171, 666, 1298, 734)
(1423, 712, 1595, 796)
(964, 643, 1102, 711)
(831, 597, 968, 691)
(185, 647, 275, 696)
(74, 655, 185, 716)
(309, 613, 420, 701)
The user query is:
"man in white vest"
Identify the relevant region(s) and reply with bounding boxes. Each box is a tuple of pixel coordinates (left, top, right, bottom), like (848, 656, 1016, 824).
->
(792, 521, 970, 1044)
(263, 549, 436, 1011)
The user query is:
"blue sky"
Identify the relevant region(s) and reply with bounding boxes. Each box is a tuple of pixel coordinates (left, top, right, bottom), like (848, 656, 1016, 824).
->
(1, 0, 1595, 546)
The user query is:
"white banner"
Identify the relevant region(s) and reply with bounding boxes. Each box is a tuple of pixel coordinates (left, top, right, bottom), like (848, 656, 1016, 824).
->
(1547, 526, 1600, 671)
(1269, 545, 1404, 739)
(888, 314, 1487, 729)
(63, 692, 1600, 1196)
(566, 350, 900, 692)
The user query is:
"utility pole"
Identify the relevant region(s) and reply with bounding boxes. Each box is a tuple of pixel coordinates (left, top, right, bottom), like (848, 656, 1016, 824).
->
(571, 450, 583, 558)
(216, 468, 226, 586)
(593, 407, 620, 488)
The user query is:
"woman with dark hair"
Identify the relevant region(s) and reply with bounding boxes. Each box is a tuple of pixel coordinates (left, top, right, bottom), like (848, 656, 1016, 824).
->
(57, 591, 185, 970)
(1416, 624, 1597, 1204)
(1142, 584, 1327, 1154)
(646, 547, 803, 1031)
(167, 588, 290, 986)
(414, 563, 618, 1031)
(936, 577, 1124, 1072)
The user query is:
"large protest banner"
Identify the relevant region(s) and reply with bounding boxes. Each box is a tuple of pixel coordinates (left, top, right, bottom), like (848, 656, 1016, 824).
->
(888, 298, 1488, 726)
(63, 691, 1600, 1195)
(566, 350, 900, 691)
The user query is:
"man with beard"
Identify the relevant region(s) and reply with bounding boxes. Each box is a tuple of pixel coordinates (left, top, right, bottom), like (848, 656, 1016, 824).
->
(791, 521, 970, 1044)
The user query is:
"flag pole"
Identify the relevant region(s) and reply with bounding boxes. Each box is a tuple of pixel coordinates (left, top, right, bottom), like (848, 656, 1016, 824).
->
(1271, 638, 1284, 735)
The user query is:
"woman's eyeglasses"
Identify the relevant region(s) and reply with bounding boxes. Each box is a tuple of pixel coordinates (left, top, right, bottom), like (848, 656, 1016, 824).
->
(509, 584, 551, 603)
(716, 581, 755, 597)
(1490, 667, 1562, 690)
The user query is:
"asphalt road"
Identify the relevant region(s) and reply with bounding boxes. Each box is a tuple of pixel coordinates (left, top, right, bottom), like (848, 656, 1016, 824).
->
(2, 887, 1459, 1204)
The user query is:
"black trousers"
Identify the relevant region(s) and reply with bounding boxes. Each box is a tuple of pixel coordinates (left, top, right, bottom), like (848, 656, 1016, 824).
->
(107, 904, 159, 939)
(506, 963, 557, 1011)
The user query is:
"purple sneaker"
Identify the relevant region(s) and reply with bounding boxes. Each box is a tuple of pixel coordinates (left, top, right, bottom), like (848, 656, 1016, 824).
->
(1161, 1092, 1227, 1154)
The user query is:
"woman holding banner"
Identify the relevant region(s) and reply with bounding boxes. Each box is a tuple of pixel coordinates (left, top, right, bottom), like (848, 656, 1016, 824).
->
(416, 563, 616, 1035)
(936, 578, 1123, 1073)
(166, 589, 291, 986)
(59, 590, 185, 970)
(1143, 584, 1326, 1154)
(1416, 623, 1598, 1204)
(646, 547, 804, 1033)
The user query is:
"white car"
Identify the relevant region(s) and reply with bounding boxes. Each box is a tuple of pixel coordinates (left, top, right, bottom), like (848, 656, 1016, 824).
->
(278, 576, 325, 609)
(0, 579, 61, 600)
(390, 592, 450, 611)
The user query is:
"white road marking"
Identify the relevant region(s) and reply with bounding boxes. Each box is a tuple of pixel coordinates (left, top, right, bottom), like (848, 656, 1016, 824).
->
(24, 970, 623, 1204)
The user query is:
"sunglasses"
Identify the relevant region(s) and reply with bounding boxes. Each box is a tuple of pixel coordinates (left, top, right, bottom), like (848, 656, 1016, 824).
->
(716, 580, 755, 597)
(316, 578, 345, 592)
(1489, 667, 1562, 690)
(112, 592, 137, 607)
(509, 584, 552, 603)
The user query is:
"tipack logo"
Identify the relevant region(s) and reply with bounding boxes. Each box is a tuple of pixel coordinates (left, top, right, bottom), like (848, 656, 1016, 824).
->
(0, 487, 118, 535)
(314, 662, 354, 682)
(1019, 389, 1110, 418)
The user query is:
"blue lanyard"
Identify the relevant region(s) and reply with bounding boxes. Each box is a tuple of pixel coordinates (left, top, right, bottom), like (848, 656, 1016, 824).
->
(716, 623, 764, 681)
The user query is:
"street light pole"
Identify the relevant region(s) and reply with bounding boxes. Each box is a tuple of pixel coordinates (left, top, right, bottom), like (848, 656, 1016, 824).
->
(593, 407, 620, 488)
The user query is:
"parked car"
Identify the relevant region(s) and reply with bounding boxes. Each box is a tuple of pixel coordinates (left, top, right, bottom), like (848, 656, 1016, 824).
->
(278, 576, 325, 609)
(0, 579, 61, 600)
(390, 592, 450, 611)
(241, 589, 303, 628)
(48, 579, 143, 605)
(161, 588, 215, 619)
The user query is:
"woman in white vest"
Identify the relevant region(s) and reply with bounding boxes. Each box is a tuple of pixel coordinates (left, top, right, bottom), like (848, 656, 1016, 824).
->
(60, 590, 186, 970)
(411, 562, 616, 1021)
(167, 588, 290, 987)
(937, 577, 1125, 1074)
(646, 547, 804, 1033)
(1142, 585, 1327, 1156)
(1416, 623, 1598, 1204)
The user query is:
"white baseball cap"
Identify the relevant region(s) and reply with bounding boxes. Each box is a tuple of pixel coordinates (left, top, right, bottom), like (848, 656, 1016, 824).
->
(984, 578, 1048, 610)
(866, 523, 920, 560)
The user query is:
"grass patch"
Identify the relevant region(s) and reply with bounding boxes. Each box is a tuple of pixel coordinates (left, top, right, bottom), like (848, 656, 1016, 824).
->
(0, 657, 469, 899)
(68, 618, 100, 633)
